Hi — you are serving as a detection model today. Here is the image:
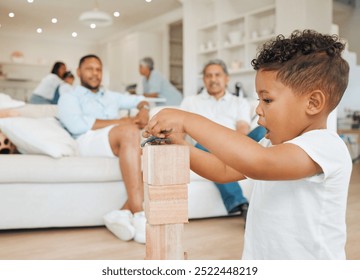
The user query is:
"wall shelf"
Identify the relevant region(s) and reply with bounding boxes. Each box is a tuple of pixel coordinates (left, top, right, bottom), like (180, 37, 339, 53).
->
(196, 4, 276, 76)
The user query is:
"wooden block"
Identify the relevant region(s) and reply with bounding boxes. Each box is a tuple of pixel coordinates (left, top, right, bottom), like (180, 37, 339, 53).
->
(143, 145, 190, 185)
(144, 183, 188, 225)
(145, 198, 188, 225)
(145, 223, 185, 260)
(146, 183, 188, 201)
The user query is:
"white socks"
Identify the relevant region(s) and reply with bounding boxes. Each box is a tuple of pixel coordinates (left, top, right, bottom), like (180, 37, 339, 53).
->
(133, 211, 146, 244)
(103, 209, 146, 244)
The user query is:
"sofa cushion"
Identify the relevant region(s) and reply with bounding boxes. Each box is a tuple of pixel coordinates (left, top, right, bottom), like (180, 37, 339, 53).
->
(0, 155, 122, 183)
(0, 117, 78, 158)
(16, 104, 58, 118)
(0, 154, 208, 184)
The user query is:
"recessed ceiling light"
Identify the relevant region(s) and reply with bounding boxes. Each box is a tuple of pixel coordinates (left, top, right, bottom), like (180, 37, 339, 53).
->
(90, 23, 96, 29)
(72, 32, 78, 38)
(8, 12, 15, 18)
(36, 28, 42, 33)
(113, 11, 120, 17)
(27, 0, 34, 3)
(145, 0, 152, 2)
(51, 18, 58, 24)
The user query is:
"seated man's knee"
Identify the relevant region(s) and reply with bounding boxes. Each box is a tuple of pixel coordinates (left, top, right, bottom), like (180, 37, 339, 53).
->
(111, 124, 140, 142)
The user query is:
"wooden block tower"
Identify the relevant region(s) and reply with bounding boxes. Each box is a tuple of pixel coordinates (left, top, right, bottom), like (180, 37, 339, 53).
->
(142, 145, 190, 260)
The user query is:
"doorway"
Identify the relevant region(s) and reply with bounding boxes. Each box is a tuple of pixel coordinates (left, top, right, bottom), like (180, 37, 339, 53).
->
(169, 21, 183, 93)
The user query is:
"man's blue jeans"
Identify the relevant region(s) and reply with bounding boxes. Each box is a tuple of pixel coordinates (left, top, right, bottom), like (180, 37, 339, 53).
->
(195, 126, 266, 213)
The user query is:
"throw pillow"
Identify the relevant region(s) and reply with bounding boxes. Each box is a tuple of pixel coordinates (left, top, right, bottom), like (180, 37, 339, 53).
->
(0, 117, 78, 158)
(0, 93, 25, 109)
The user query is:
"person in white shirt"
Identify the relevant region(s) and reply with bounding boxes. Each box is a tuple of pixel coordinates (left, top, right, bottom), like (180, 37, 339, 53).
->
(144, 30, 352, 259)
(29, 61, 66, 104)
(181, 59, 265, 220)
(51, 71, 75, 104)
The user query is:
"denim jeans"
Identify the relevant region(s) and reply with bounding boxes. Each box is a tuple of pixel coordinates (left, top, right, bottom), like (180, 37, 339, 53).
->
(195, 126, 266, 213)
(51, 86, 61, 104)
(29, 94, 52, 104)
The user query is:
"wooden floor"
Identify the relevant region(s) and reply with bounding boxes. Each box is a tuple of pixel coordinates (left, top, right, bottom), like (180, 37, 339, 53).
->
(0, 163, 359, 260)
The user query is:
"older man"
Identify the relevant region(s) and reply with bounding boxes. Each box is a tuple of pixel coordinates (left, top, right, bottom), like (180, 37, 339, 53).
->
(181, 59, 265, 220)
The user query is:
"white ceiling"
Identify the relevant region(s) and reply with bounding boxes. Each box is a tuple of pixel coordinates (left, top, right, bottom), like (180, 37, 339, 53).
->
(0, 0, 182, 43)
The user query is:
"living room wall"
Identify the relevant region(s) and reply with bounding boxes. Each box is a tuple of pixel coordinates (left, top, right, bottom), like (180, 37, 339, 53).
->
(98, 8, 182, 92)
(0, 8, 182, 92)
(0, 33, 99, 101)
(2, 1, 360, 114)
(335, 0, 360, 57)
(0, 34, 99, 82)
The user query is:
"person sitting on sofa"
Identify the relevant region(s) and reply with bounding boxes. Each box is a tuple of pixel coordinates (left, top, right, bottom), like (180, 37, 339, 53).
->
(180, 59, 265, 220)
(58, 54, 150, 244)
(29, 61, 67, 104)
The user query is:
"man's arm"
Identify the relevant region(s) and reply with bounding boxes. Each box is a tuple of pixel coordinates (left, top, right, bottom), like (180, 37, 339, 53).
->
(133, 101, 150, 129)
(92, 101, 150, 130)
(143, 92, 159, 98)
(91, 118, 135, 130)
(137, 101, 150, 111)
(58, 93, 95, 135)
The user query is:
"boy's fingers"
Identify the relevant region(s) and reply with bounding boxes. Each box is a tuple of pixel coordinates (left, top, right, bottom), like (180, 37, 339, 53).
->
(142, 129, 151, 138)
(160, 128, 173, 135)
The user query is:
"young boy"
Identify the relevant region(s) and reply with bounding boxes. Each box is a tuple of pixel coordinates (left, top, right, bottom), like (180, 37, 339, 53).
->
(144, 30, 352, 259)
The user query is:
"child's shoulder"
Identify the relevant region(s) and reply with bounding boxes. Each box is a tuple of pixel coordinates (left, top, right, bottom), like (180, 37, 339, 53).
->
(288, 129, 352, 171)
(262, 129, 351, 164)
(289, 129, 343, 145)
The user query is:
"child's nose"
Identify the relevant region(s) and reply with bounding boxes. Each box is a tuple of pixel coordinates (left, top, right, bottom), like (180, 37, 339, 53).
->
(255, 103, 263, 116)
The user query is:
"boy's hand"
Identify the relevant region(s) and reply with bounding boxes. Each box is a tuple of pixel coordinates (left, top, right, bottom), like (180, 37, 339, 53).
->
(143, 108, 187, 139)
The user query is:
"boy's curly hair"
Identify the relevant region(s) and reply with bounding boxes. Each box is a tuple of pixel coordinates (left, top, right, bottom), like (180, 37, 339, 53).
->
(251, 30, 349, 111)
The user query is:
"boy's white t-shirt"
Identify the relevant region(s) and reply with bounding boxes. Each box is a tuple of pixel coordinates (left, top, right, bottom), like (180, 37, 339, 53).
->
(242, 129, 352, 260)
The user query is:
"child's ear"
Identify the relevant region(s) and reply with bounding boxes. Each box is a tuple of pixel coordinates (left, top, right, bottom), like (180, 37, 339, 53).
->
(306, 90, 326, 115)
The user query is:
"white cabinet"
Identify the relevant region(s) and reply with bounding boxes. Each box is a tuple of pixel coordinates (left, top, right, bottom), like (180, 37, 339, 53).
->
(196, 5, 276, 75)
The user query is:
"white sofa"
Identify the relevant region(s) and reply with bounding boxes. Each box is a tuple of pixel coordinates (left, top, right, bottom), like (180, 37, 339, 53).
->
(0, 104, 252, 230)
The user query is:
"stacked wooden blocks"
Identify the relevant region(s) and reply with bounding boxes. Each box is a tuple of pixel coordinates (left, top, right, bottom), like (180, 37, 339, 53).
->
(142, 145, 190, 260)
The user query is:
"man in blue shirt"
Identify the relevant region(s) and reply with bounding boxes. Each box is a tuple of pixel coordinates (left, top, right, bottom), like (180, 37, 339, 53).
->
(139, 57, 183, 106)
(58, 54, 150, 244)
